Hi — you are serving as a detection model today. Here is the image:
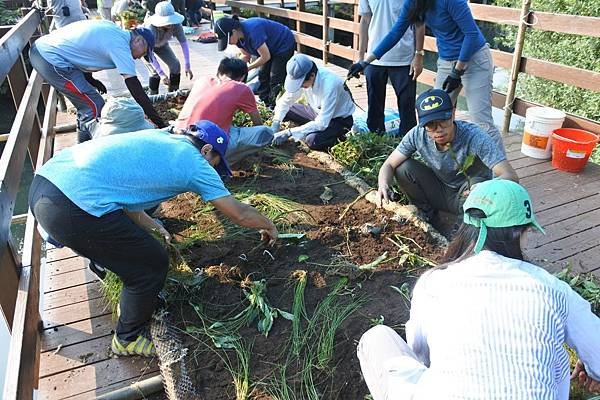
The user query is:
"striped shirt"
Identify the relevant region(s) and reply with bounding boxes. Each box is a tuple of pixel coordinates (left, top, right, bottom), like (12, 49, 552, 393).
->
(404, 250, 600, 399)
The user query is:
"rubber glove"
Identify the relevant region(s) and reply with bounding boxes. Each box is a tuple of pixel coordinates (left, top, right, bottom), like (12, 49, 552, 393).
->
(443, 66, 464, 93)
(271, 120, 281, 133)
(272, 130, 291, 146)
(347, 61, 368, 79)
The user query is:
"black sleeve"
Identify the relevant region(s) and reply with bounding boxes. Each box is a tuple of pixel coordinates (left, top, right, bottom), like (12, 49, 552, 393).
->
(124, 77, 167, 128)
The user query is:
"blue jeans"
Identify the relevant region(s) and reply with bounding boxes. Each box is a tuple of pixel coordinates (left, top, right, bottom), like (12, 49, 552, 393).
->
(435, 44, 505, 152)
(226, 125, 274, 165)
(29, 43, 104, 143)
(365, 64, 417, 136)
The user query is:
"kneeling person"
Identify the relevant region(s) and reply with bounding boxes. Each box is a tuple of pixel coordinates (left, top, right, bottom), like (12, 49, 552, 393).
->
(271, 54, 355, 151)
(29, 121, 278, 357)
(175, 57, 273, 165)
(376, 89, 517, 220)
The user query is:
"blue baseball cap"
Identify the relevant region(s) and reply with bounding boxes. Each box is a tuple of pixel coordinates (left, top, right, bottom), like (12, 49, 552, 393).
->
(133, 27, 156, 62)
(416, 89, 454, 127)
(191, 120, 232, 177)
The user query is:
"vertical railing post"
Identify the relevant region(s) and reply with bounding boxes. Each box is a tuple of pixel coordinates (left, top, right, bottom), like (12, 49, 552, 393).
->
(322, 0, 329, 63)
(502, 0, 531, 135)
(352, 0, 359, 51)
(296, 0, 305, 53)
(257, 0, 265, 18)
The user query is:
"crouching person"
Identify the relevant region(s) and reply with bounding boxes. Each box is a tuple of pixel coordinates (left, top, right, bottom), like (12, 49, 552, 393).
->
(271, 54, 355, 151)
(29, 121, 278, 357)
(376, 88, 517, 222)
(358, 179, 600, 399)
(175, 57, 273, 165)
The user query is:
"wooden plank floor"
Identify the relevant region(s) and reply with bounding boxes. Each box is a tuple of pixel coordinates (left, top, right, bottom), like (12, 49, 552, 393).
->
(38, 30, 600, 399)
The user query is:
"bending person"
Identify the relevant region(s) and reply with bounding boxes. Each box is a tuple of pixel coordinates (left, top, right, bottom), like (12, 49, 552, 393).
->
(29, 20, 166, 143)
(376, 89, 517, 223)
(271, 54, 355, 151)
(145, 1, 193, 94)
(214, 15, 295, 107)
(349, 0, 504, 151)
(358, 179, 600, 399)
(175, 57, 273, 164)
(29, 121, 278, 357)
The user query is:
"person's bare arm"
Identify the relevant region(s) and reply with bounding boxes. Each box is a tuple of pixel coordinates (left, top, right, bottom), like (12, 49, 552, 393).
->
(239, 48, 252, 63)
(211, 195, 278, 245)
(125, 210, 171, 243)
(492, 160, 519, 183)
(358, 13, 371, 62)
(410, 23, 425, 80)
(376, 150, 408, 207)
(248, 43, 271, 71)
(249, 110, 263, 126)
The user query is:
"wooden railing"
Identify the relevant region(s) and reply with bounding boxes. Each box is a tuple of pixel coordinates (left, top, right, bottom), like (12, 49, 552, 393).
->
(226, 0, 600, 134)
(0, 8, 58, 400)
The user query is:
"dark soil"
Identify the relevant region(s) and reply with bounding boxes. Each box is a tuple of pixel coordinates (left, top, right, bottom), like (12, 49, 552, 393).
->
(157, 143, 444, 399)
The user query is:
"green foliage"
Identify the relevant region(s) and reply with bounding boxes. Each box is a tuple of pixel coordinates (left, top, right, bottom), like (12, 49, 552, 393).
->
(0, 1, 20, 25)
(555, 268, 600, 316)
(330, 132, 398, 188)
(492, 0, 600, 121)
(232, 103, 274, 127)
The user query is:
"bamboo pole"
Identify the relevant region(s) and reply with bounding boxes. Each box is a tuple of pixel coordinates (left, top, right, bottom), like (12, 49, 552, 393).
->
(322, 0, 329, 63)
(502, 0, 532, 135)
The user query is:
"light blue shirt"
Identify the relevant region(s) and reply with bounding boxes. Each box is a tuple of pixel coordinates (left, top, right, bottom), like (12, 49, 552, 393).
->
(37, 130, 230, 217)
(34, 20, 136, 75)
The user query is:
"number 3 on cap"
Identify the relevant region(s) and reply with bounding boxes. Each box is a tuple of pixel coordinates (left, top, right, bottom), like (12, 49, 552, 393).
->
(524, 200, 532, 219)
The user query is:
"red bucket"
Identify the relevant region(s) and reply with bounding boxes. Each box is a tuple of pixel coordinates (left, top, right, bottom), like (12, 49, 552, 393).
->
(551, 128, 599, 173)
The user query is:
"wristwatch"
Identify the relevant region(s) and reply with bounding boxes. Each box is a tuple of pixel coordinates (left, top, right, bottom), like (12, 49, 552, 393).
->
(414, 50, 425, 56)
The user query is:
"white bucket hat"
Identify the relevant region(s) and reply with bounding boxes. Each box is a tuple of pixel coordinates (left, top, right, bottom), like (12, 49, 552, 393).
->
(149, 1, 184, 27)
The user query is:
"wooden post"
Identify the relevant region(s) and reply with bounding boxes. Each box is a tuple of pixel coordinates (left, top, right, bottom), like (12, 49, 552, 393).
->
(502, 0, 531, 135)
(296, 0, 305, 53)
(322, 0, 329, 63)
(257, 0, 265, 18)
(352, 0, 359, 51)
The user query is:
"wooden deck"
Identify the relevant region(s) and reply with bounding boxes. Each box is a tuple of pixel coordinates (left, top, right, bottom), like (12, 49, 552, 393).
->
(37, 31, 600, 399)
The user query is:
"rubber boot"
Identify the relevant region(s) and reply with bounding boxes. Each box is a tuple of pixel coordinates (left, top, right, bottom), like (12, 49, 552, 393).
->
(168, 73, 180, 92)
(148, 75, 160, 95)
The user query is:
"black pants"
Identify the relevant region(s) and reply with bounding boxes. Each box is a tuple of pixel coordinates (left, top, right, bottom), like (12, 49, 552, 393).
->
(29, 175, 168, 341)
(256, 48, 295, 107)
(395, 159, 487, 217)
(285, 104, 353, 150)
(365, 64, 416, 136)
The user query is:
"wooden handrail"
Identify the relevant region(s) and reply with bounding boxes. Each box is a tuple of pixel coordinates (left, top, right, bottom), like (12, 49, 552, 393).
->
(0, 9, 41, 84)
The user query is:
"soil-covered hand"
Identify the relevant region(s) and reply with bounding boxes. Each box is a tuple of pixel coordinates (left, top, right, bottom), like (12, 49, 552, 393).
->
(572, 360, 600, 393)
(376, 184, 392, 208)
(260, 223, 278, 246)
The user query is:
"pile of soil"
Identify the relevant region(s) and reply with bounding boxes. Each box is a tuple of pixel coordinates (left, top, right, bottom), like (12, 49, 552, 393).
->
(157, 143, 445, 399)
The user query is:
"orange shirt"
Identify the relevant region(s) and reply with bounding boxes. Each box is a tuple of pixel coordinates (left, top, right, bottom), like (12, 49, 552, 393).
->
(175, 77, 258, 133)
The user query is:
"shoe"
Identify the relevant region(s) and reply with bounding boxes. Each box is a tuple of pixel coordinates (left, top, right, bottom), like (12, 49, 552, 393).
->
(88, 260, 107, 280)
(111, 333, 156, 357)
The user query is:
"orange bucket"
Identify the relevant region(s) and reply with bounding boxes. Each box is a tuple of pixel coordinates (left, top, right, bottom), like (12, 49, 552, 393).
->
(551, 128, 599, 173)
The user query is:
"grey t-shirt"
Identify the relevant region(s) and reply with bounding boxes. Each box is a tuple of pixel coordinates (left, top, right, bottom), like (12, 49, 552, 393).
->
(48, 0, 86, 28)
(396, 120, 506, 189)
(146, 23, 186, 48)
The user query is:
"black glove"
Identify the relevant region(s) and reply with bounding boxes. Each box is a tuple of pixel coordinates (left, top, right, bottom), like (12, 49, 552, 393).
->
(443, 67, 464, 93)
(90, 78, 107, 94)
(347, 61, 368, 79)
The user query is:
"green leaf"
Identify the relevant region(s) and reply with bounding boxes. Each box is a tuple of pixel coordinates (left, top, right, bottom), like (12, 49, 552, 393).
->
(463, 154, 476, 171)
(298, 255, 309, 263)
(276, 309, 295, 321)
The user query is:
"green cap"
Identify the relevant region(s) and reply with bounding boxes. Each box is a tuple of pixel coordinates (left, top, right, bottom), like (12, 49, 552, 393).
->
(463, 179, 545, 253)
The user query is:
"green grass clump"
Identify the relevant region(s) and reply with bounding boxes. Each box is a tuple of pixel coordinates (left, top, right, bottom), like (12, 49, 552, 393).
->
(232, 103, 274, 127)
(589, 145, 600, 166)
(330, 132, 398, 188)
(555, 268, 600, 316)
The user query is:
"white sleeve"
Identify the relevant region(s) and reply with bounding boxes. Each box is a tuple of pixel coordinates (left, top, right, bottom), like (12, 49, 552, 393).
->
(289, 78, 343, 138)
(564, 284, 600, 381)
(358, 0, 372, 16)
(273, 89, 302, 123)
(406, 273, 432, 367)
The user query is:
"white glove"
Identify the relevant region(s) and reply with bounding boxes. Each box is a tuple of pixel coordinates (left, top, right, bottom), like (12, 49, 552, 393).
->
(272, 130, 291, 146)
(271, 120, 281, 133)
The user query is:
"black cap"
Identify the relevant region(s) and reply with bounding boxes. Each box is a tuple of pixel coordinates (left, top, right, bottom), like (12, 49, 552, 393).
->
(214, 16, 237, 51)
(416, 89, 454, 127)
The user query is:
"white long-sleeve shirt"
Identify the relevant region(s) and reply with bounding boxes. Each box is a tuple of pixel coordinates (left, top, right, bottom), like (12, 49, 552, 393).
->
(403, 250, 600, 399)
(273, 66, 355, 139)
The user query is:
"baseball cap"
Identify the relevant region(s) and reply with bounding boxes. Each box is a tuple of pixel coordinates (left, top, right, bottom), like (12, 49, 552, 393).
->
(190, 120, 232, 177)
(463, 179, 545, 253)
(416, 89, 454, 127)
(133, 27, 156, 62)
(214, 16, 237, 51)
(284, 54, 314, 93)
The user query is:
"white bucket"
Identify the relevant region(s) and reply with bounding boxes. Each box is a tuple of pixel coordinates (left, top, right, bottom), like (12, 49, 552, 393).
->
(521, 107, 566, 159)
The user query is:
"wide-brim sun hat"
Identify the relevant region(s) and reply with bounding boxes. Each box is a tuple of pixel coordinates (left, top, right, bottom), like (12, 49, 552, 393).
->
(463, 179, 545, 253)
(149, 1, 184, 27)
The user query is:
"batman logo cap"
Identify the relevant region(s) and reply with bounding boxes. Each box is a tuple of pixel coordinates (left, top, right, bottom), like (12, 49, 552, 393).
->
(416, 89, 454, 127)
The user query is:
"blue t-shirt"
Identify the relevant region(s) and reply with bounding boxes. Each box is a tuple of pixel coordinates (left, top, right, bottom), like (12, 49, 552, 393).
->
(238, 18, 295, 57)
(396, 120, 505, 189)
(36, 130, 230, 217)
(374, 0, 486, 62)
(34, 20, 137, 75)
